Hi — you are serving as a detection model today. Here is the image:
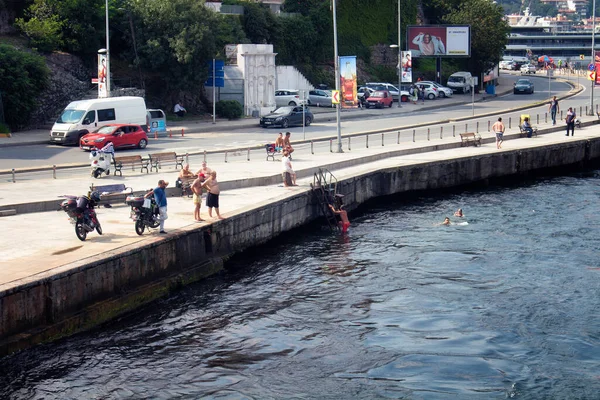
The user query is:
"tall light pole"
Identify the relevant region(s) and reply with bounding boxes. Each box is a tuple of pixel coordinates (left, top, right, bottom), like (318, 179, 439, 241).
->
(397, 0, 402, 108)
(105, 0, 111, 97)
(590, 0, 596, 115)
(333, 0, 342, 153)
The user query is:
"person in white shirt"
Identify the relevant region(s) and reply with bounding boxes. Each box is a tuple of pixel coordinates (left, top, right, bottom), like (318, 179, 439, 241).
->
(174, 102, 186, 117)
(281, 150, 297, 187)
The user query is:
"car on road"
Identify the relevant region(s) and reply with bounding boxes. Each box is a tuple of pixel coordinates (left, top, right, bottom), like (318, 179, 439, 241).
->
(365, 90, 394, 108)
(500, 60, 517, 70)
(415, 82, 439, 100)
(419, 81, 453, 98)
(80, 124, 148, 150)
(513, 78, 535, 94)
(308, 89, 333, 107)
(259, 106, 313, 128)
(520, 63, 537, 74)
(275, 89, 307, 107)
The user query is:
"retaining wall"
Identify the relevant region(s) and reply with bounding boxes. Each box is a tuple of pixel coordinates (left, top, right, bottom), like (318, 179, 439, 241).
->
(2, 138, 600, 356)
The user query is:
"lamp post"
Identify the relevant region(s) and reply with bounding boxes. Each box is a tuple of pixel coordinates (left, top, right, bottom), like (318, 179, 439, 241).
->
(590, 0, 596, 115)
(332, 0, 343, 153)
(105, 0, 111, 97)
(396, 0, 402, 108)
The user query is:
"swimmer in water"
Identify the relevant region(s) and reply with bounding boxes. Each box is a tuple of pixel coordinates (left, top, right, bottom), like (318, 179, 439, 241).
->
(441, 217, 451, 226)
(454, 208, 463, 217)
(329, 203, 350, 233)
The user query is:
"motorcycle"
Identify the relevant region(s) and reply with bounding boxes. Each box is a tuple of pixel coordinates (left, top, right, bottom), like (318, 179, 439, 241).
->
(60, 191, 103, 241)
(126, 193, 160, 235)
(90, 142, 114, 179)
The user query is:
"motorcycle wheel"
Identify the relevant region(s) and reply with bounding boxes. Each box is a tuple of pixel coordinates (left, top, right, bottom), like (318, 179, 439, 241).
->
(135, 219, 145, 235)
(96, 222, 103, 235)
(75, 222, 87, 241)
(93, 169, 101, 179)
(149, 217, 160, 229)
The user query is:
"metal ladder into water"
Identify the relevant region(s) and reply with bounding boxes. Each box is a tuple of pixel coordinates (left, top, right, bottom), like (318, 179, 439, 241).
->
(310, 168, 342, 231)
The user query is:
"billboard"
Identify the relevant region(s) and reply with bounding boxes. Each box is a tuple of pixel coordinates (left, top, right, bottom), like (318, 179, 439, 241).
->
(407, 25, 470, 57)
(401, 51, 412, 83)
(595, 51, 600, 85)
(339, 56, 358, 108)
(98, 53, 108, 98)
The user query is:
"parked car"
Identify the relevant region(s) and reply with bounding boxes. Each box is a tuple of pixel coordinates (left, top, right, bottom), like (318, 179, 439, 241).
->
(275, 89, 307, 107)
(520, 63, 537, 74)
(500, 60, 517, 70)
(365, 90, 393, 108)
(513, 78, 534, 94)
(365, 82, 410, 102)
(308, 89, 333, 107)
(419, 81, 453, 98)
(259, 106, 313, 128)
(80, 124, 148, 150)
(415, 82, 439, 100)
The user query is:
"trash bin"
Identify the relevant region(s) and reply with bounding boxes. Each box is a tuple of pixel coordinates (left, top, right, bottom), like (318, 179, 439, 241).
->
(486, 84, 496, 96)
(147, 109, 167, 136)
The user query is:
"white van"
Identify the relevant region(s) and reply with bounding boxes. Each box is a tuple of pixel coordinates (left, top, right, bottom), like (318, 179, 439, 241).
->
(50, 96, 147, 145)
(447, 72, 473, 94)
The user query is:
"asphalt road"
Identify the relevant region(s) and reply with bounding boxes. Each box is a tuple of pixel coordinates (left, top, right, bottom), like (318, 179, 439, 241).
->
(0, 74, 579, 173)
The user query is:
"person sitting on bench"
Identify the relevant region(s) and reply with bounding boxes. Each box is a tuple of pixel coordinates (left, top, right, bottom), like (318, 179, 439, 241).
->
(522, 117, 534, 138)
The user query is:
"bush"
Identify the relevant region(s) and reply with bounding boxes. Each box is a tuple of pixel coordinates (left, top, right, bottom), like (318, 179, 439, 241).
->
(215, 100, 243, 120)
(0, 123, 10, 133)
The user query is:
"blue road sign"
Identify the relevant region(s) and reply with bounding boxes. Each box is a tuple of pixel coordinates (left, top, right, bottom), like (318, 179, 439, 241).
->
(588, 63, 595, 71)
(205, 77, 225, 87)
(206, 60, 225, 87)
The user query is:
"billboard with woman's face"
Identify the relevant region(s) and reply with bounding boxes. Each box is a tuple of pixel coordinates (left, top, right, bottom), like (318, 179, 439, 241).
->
(407, 25, 470, 58)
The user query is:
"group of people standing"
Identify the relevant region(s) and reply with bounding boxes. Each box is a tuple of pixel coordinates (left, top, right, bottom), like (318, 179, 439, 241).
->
(178, 162, 224, 222)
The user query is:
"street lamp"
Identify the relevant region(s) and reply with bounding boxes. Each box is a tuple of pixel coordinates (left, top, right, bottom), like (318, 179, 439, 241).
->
(105, 0, 111, 97)
(390, 45, 402, 108)
(590, 0, 596, 115)
(332, 0, 343, 153)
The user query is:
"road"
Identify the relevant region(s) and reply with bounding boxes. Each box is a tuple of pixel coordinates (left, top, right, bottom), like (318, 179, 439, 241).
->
(0, 74, 581, 174)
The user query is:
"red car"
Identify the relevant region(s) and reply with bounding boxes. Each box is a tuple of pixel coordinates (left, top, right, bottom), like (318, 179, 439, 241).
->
(80, 124, 149, 151)
(365, 90, 393, 109)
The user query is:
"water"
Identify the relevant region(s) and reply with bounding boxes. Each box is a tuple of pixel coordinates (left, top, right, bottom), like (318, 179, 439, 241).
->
(2, 171, 600, 399)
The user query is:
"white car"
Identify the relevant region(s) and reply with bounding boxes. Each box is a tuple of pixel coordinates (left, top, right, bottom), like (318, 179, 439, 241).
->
(275, 89, 307, 107)
(520, 64, 537, 74)
(415, 82, 439, 100)
(418, 81, 453, 98)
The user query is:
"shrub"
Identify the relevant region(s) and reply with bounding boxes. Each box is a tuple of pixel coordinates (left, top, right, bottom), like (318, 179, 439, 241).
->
(215, 100, 243, 120)
(0, 123, 10, 133)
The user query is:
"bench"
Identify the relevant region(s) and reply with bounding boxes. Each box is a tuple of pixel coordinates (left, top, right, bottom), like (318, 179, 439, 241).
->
(459, 132, 481, 147)
(90, 183, 133, 205)
(148, 152, 185, 172)
(176, 176, 196, 197)
(113, 155, 149, 176)
(266, 144, 280, 161)
(519, 125, 538, 138)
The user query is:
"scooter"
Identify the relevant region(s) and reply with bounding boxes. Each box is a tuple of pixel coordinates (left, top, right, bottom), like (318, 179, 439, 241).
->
(90, 142, 114, 178)
(60, 191, 103, 241)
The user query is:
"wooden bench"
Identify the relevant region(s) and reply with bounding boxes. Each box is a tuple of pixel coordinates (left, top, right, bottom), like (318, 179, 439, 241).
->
(148, 152, 185, 172)
(459, 132, 481, 147)
(113, 155, 149, 176)
(89, 183, 133, 205)
(519, 125, 538, 137)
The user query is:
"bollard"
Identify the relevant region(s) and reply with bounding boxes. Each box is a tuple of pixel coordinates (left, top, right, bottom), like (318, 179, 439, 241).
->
(413, 129, 416, 142)
(453, 125, 456, 137)
(586, 105, 588, 115)
(224, 151, 228, 163)
(154, 130, 158, 140)
(203, 150, 207, 162)
(465, 123, 468, 133)
(381, 133, 384, 146)
(185, 153, 189, 164)
(247, 148, 250, 161)
(427, 128, 430, 141)
(181, 129, 185, 137)
(53, 165, 56, 179)
(488, 120, 490, 132)
(311, 141, 314, 154)
(366, 135, 369, 148)
(560, 110, 563, 120)
(348, 137, 351, 151)
(330, 139, 333, 152)
(12, 168, 15, 183)
(440, 126, 443, 139)
(509, 117, 511, 129)
(397, 130, 400, 144)
(476, 121, 479, 133)
(169, 130, 172, 138)
(536, 114, 539, 124)
(545, 113, 547, 123)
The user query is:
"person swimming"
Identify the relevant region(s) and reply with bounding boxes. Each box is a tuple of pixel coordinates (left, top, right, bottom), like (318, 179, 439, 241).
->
(441, 217, 451, 226)
(454, 208, 463, 217)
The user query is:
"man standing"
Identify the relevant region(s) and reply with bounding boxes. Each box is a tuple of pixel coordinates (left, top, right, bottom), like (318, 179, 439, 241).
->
(191, 174, 204, 222)
(201, 171, 224, 219)
(565, 107, 576, 136)
(146, 179, 168, 234)
(549, 96, 559, 125)
(281, 150, 296, 187)
(492, 117, 505, 149)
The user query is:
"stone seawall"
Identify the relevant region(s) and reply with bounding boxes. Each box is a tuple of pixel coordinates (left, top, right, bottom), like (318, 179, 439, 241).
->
(2, 138, 600, 356)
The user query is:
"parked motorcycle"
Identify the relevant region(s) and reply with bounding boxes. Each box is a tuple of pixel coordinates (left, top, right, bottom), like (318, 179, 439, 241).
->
(126, 193, 160, 235)
(60, 191, 103, 241)
(90, 142, 114, 178)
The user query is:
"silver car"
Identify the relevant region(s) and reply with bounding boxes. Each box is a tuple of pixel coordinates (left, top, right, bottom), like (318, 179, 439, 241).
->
(308, 89, 333, 107)
(419, 81, 453, 98)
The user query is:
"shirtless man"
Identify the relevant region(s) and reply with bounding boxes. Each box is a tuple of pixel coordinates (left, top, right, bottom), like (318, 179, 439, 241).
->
(454, 208, 463, 217)
(195, 161, 212, 180)
(441, 217, 451, 226)
(179, 164, 195, 179)
(329, 203, 350, 233)
(283, 131, 294, 154)
(275, 132, 285, 152)
(190, 174, 204, 221)
(492, 117, 505, 149)
(201, 171, 224, 219)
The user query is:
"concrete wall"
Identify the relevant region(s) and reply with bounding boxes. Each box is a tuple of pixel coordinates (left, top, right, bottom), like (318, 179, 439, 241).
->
(3, 138, 600, 355)
(276, 66, 314, 93)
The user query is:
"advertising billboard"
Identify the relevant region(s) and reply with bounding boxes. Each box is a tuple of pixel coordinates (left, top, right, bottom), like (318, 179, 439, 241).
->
(594, 51, 600, 85)
(339, 56, 358, 108)
(401, 51, 412, 83)
(407, 25, 470, 58)
(98, 53, 108, 98)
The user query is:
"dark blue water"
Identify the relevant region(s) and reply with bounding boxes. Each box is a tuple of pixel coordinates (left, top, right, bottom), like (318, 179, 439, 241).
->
(2, 171, 600, 399)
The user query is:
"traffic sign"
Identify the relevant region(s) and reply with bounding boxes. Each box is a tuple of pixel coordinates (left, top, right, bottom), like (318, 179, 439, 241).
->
(588, 70, 596, 81)
(588, 63, 595, 71)
(205, 60, 225, 87)
(331, 90, 340, 104)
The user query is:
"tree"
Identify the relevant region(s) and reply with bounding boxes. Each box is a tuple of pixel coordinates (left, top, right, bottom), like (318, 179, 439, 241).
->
(0, 45, 50, 129)
(444, 0, 510, 80)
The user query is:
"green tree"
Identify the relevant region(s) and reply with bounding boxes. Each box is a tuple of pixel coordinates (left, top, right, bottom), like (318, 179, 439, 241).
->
(444, 0, 510, 80)
(0, 45, 50, 129)
(14, 0, 64, 52)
